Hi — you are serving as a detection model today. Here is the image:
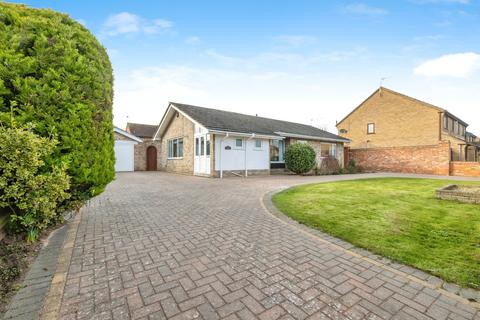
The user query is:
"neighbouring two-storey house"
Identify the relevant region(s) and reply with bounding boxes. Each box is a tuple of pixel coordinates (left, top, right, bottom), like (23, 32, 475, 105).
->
(466, 132, 480, 162)
(337, 87, 478, 175)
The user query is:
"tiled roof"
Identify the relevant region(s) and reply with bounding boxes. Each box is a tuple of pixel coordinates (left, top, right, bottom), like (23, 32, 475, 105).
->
(126, 123, 158, 138)
(171, 102, 348, 142)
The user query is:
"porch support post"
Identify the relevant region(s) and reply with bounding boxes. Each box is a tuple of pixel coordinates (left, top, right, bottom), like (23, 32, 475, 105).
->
(245, 134, 255, 178)
(219, 133, 229, 179)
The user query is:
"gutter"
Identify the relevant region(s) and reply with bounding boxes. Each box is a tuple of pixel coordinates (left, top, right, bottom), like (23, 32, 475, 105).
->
(208, 129, 283, 140)
(274, 131, 350, 143)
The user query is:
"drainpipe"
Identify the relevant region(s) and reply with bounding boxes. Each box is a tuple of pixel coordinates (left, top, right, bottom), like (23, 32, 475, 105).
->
(245, 133, 255, 177)
(219, 133, 229, 179)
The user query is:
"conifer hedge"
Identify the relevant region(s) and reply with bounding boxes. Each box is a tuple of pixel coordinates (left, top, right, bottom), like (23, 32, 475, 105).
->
(0, 3, 115, 201)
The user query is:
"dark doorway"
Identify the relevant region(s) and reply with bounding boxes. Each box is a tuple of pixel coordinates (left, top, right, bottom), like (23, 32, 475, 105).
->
(147, 146, 157, 171)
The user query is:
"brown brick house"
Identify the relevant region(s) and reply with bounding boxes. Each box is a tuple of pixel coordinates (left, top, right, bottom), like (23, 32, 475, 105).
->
(337, 87, 478, 175)
(466, 132, 480, 162)
(152, 102, 349, 177)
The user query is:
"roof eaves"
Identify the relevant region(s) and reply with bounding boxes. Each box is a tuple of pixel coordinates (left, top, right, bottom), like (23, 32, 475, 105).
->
(114, 127, 143, 143)
(275, 131, 350, 143)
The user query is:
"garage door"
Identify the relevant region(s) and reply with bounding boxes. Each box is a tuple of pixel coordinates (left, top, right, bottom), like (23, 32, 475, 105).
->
(114, 141, 135, 172)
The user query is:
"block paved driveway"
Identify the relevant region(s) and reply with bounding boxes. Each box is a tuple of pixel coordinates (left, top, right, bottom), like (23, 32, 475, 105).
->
(57, 172, 480, 320)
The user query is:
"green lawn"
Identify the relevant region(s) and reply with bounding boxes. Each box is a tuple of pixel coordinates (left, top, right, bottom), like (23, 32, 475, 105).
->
(272, 178, 480, 289)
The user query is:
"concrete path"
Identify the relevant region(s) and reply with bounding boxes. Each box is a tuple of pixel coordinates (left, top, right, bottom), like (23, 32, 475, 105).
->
(9, 172, 480, 320)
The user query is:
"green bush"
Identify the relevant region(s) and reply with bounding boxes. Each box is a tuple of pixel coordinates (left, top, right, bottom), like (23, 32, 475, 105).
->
(0, 126, 70, 241)
(346, 159, 359, 174)
(0, 3, 115, 202)
(285, 142, 316, 175)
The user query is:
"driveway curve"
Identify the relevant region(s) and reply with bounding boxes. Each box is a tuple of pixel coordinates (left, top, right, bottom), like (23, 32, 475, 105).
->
(54, 172, 479, 320)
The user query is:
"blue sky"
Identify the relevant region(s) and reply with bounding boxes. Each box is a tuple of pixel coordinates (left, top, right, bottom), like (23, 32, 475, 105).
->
(8, 0, 480, 132)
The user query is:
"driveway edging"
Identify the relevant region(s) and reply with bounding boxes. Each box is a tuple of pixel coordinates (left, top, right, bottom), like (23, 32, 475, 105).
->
(261, 187, 480, 309)
(39, 207, 83, 320)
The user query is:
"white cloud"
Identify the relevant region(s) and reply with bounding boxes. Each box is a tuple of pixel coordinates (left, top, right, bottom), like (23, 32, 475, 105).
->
(185, 36, 201, 45)
(414, 52, 480, 78)
(102, 12, 172, 36)
(204, 47, 368, 70)
(273, 35, 317, 47)
(344, 3, 388, 16)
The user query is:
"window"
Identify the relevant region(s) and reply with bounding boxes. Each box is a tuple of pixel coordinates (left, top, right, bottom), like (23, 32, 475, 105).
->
(270, 140, 285, 162)
(331, 144, 337, 157)
(320, 144, 331, 157)
(443, 115, 449, 130)
(235, 138, 243, 148)
(367, 123, 375, 134)
(200, 137, 205, 156)
(195, 137, 200, 156)
(255, 139, 262, 149)
(459, 125, 466, 137)
(168, 138, 183, 158)
(206, 136, 210, 156)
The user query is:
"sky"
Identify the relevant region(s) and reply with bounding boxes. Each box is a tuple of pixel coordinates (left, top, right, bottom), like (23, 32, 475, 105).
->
(8, 0, 480, 133)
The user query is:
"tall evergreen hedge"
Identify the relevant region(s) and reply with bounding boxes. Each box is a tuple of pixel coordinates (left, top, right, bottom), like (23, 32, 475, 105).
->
(0, 3, 115, 200)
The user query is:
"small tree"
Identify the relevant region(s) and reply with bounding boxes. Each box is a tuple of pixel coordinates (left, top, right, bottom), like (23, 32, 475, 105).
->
(285, 142, 316, 175)
(0, 125, 70, 242)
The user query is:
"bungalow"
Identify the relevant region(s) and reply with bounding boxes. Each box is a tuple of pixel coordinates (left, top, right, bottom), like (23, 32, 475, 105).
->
(153, 102, 349, 177)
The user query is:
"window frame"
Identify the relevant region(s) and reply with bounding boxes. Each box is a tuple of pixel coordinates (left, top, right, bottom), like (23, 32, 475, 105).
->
(234, 138, 244, 149)
(367, 123, 375, 134)
(167, 137, 184, 159)
(254, 139, 262, 149)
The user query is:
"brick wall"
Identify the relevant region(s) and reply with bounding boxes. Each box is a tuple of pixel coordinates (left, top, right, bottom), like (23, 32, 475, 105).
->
(134, 139, 162, 171)
(160, 111, 194, 174)
(450, 162, 480, 177)
(337, 88, 441, 149)
(288, 138, 345, 169)
(349, 141, 451, 175)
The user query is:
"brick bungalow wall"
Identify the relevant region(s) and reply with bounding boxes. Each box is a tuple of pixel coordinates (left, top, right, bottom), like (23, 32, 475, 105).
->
(160, 112, 194, 174)
(288, 138, 345, 169)
(450, 162, 480, 177)
(134, 139, 162, 171)
(349, 140, 451, 175)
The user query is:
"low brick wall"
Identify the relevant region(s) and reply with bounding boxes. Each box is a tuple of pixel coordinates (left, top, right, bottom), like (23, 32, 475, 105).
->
(349, 141, 451, 175)
(436, 185, 480, 204)
(450, 161, 480, 177)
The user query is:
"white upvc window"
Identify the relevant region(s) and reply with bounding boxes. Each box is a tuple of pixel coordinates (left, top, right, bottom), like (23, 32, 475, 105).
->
(367, 123, 375, 134)
(235, 138, 243, 149)
(168, 138, 183, 159)
(254, 139, 262, 149)
(331, 144, 337, 157)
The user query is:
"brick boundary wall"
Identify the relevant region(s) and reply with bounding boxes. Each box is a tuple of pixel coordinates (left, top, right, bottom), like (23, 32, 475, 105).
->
(450, 161, 480, 177)
(349, 141, 451, 175)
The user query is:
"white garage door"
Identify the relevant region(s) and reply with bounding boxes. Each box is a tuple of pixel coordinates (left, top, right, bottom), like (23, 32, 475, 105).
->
(114, 141, 135, 172)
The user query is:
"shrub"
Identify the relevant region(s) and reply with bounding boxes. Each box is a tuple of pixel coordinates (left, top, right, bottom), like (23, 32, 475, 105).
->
(285, 142, 316, 175)
(317, 156, 341, 175)
(0, 126, 70, 241)
(0, 3, 114, 203)
(346, 159, 359, 174)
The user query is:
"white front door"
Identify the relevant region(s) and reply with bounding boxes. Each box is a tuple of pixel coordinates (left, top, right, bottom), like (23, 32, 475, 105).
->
(194, 134, 211, 175)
